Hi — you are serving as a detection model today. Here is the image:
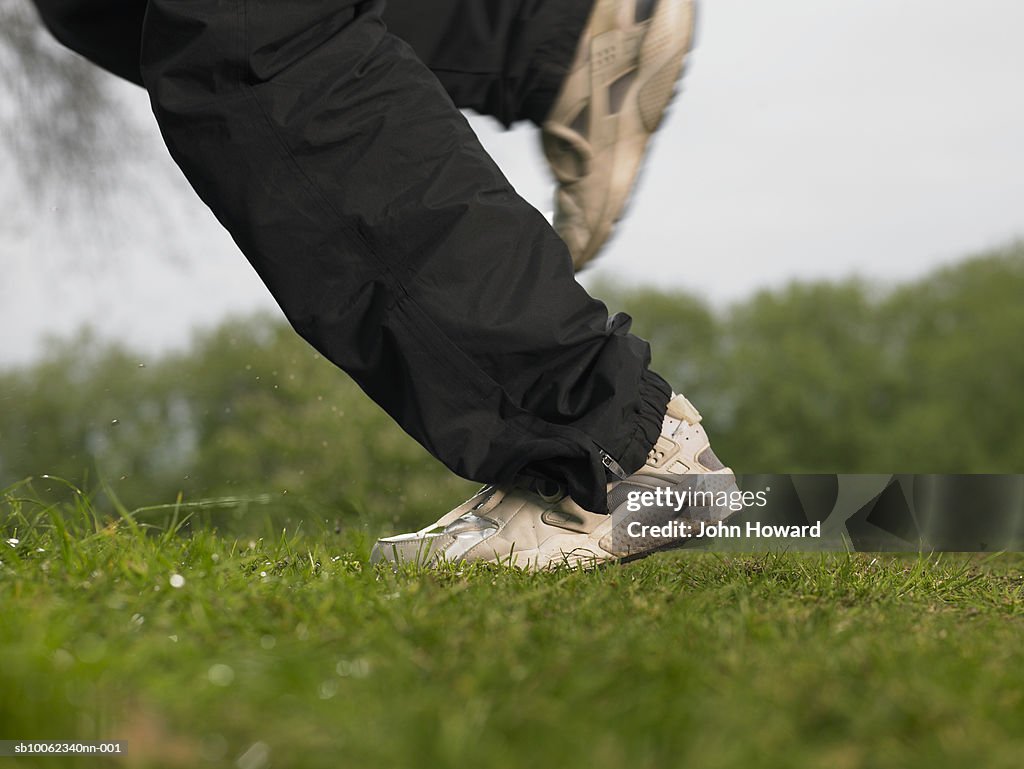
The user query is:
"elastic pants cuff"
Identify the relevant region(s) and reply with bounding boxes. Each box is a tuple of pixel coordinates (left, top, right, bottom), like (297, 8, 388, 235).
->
(615, 368, 673, 476)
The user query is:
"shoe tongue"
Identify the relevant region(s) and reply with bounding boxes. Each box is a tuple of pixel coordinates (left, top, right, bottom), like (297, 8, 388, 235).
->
(541, 122, 593, 183)
(661, 393, 684, 438)
(662, 394, 703, 438)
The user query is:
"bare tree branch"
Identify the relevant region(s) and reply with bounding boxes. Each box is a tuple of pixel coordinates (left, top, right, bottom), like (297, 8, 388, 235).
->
(0, 0, 125, 196)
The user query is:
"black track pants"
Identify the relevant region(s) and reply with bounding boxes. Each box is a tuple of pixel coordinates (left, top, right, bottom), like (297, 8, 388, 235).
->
(30, 0, 672, 513)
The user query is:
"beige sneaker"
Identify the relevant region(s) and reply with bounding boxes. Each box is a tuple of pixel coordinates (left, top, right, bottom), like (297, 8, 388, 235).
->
(543, 0, 697, 269)
(370, 393, 737, 571)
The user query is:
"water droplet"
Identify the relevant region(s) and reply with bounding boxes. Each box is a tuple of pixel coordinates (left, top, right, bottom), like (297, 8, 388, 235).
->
(130, 613, 145, 627)
(260, 635, 276, 650)
(170, 573, 185, 588)
(111, 419, 119, 426)
(5, 538, 18, 547)
(208, 663, 234, 686)
(318, 680, 338, 699)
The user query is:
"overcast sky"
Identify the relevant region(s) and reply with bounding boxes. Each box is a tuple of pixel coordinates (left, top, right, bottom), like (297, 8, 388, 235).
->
(2, 0, 1024, 365)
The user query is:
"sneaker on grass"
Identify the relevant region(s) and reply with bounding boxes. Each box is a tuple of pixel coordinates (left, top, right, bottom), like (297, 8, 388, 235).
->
(370, 393, 737, 571)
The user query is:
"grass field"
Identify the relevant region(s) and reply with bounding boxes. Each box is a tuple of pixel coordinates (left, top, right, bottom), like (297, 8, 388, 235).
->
(2, 481, 1023, 769)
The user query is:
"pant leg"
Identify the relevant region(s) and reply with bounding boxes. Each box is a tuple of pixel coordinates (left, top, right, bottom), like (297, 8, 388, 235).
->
(385, 0, 594, 125)
(32, 0, 145, 85)
(32, 0, 591, 124)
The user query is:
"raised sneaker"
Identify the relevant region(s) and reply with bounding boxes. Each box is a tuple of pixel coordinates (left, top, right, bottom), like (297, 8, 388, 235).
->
(542, 0, 697, 268)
